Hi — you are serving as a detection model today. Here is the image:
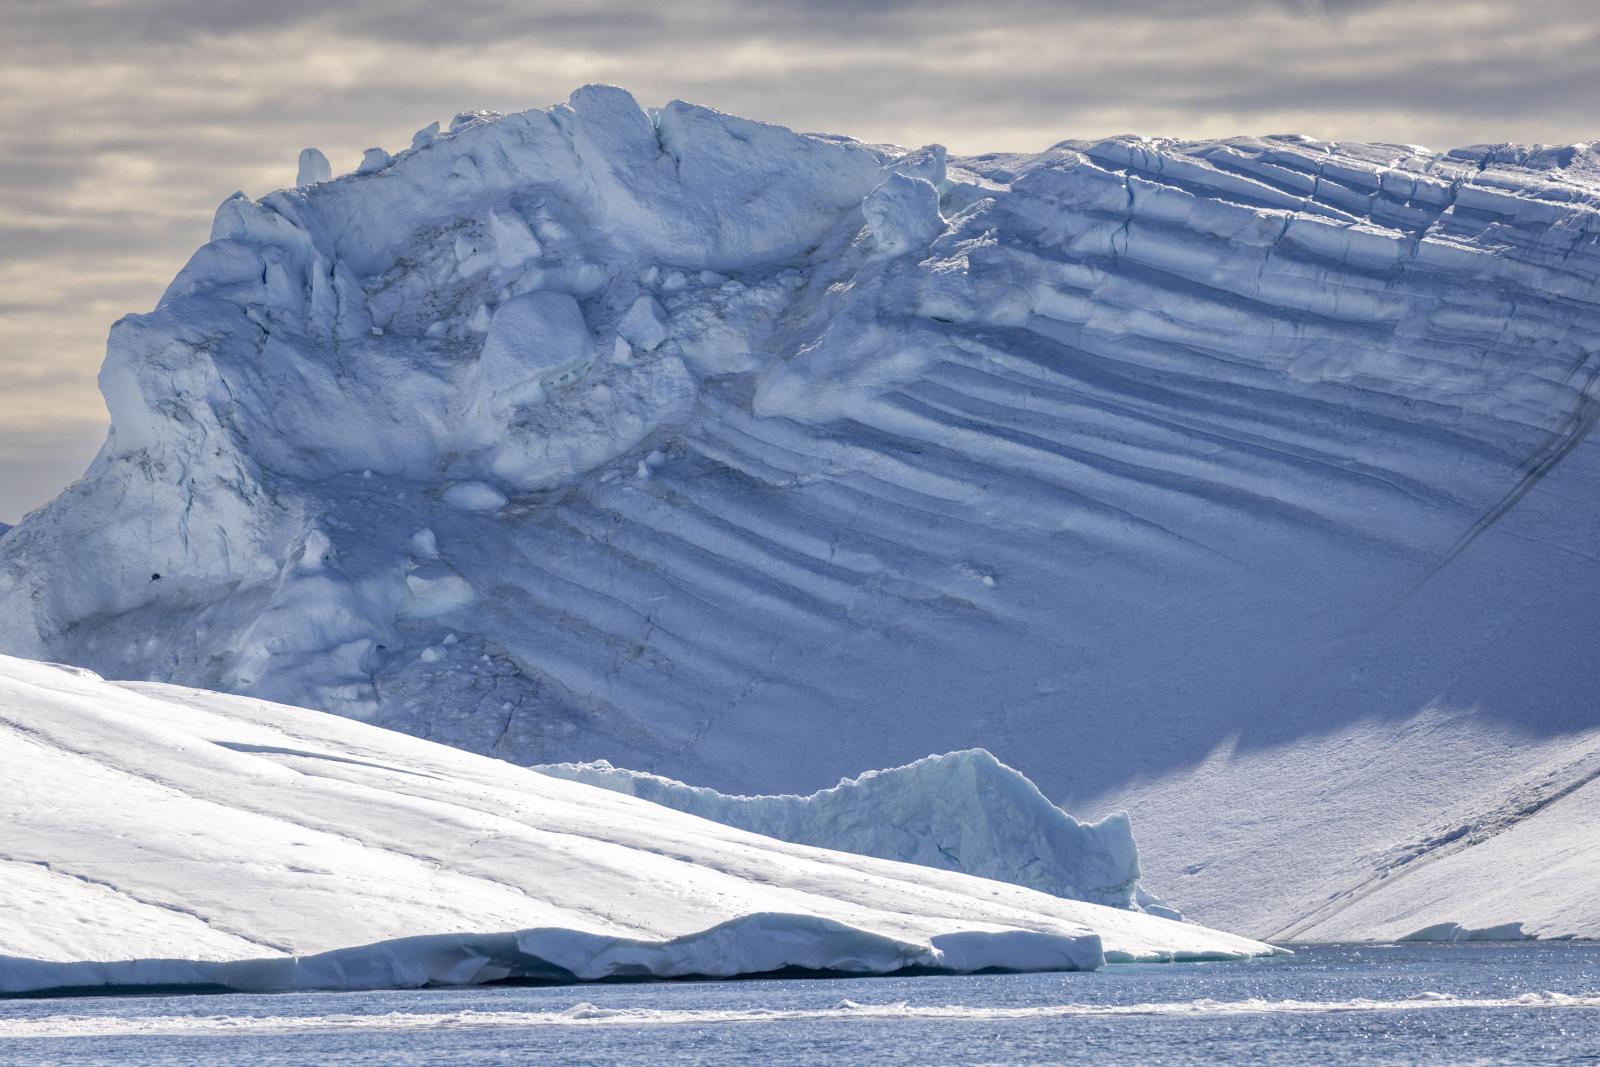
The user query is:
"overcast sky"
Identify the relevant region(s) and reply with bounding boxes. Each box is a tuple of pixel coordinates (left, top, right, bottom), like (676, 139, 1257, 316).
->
(2, 0, 1598, 522)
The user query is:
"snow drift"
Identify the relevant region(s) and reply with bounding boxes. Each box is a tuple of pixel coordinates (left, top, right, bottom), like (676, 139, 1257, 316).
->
(0, 655, 1272, 995)
(536, 751, 1178, 917)
(1, 87, 1599, 939)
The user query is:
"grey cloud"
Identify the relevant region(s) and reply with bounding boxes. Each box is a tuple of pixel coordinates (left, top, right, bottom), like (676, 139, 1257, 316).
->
(0, 0, 1518, 54)
(0, 420, 107, 525)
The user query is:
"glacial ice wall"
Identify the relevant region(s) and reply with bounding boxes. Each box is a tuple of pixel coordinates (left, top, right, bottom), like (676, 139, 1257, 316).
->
(2, 87, 1599, 936)
(535, 749, 1164, 912)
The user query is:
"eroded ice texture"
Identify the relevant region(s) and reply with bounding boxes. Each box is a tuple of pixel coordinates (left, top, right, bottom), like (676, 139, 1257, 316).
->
(3, 88, 1599, 940)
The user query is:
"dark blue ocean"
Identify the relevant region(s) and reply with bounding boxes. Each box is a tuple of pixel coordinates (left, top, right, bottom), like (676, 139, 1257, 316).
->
(2, 943, 1597, 1065)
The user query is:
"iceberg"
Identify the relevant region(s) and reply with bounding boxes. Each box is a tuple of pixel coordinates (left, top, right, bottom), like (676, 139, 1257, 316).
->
(535, 751, 1179, 916)
(0, 655, 1273, 995)
(1, 87, 1598, 941)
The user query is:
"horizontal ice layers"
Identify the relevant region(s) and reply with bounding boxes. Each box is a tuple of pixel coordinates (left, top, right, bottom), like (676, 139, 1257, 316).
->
(2, 87, 1599, 941)
(0, 655, 1274, 995)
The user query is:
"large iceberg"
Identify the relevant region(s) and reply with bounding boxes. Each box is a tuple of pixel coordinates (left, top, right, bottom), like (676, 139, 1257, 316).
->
(0, 655, 1272, 995)
(536, 751, 1177, 916)
(1, 87, 1598, 940)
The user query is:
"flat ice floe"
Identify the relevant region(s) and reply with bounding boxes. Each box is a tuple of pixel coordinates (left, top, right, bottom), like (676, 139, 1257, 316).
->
(0, 655, 1273, 996)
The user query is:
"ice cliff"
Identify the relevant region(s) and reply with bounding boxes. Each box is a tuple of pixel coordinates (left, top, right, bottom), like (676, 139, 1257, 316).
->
(536, 750, 1179, 917)
(2, 86, 1599, 939)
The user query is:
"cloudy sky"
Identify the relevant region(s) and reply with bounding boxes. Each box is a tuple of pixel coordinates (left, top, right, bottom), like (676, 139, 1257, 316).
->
(2, 0, 1598, 521)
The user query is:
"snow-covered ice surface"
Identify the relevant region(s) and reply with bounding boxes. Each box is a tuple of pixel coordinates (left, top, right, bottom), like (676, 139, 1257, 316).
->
(1126, 711, 1600, 943)
(535, 751, 1179, 917)
(2, 87, 1599, 940)
(0, 655, 1273, 996)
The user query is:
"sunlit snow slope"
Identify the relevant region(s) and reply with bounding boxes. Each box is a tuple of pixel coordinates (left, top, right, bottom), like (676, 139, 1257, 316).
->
(1, 87, 1598, 939)
(0, 655, 1271, 994)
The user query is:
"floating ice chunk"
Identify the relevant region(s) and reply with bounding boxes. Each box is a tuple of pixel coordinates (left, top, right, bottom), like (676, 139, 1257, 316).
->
(861, 173, 944, 256)
(611, 336, 633, 363)
(617, 295, 669, 352)
(929, 928, 1091, 974)
(356, 147, 392, 175)
(1401, 921, 1530, 942)
(442, 482, 508, 511)
(296, 148, 332, 188)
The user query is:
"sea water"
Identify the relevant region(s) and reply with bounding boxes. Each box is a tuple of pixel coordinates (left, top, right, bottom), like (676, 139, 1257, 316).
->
(2, 943, 1597, 1065)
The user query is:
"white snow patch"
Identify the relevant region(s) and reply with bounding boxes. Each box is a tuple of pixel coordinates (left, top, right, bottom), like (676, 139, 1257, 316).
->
(441, 482, 508, 512)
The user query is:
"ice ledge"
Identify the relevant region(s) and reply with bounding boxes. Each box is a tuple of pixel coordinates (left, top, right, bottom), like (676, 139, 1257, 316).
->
(0, 915, 1102, 997)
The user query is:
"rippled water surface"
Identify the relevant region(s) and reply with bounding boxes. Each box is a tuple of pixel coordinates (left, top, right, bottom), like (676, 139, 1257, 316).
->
(3, 943, 1598, 1065)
